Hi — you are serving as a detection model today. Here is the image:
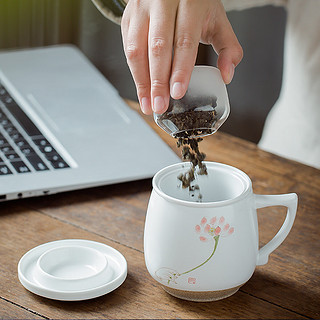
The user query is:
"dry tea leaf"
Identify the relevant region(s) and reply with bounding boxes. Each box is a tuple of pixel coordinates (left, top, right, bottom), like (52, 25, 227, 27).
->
(175, 132, 208, 202)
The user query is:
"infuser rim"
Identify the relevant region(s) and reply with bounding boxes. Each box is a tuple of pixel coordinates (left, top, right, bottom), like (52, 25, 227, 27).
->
(152, 161, 252, 208)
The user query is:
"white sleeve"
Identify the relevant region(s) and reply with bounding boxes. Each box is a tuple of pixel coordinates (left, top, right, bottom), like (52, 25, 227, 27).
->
(221, 0, 287, 11)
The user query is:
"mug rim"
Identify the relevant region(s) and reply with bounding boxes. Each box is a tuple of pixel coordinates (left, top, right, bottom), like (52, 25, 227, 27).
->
(152, 162, 252, 207)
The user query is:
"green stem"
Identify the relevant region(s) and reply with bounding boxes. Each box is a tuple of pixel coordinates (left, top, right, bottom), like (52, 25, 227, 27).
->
(179, 235, 220, 276)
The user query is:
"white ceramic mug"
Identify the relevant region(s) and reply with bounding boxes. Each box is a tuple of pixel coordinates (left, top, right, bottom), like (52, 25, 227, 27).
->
(144, 162, 298, 302)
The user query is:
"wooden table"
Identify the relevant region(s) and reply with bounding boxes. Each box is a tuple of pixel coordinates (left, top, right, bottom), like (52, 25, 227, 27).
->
(1, 100, 319, 319)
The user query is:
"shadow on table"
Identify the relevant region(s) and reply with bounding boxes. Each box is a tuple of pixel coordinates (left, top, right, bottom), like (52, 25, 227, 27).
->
(23, 275, 260, 319)
(24, 178, 153, 209)
(20, 269, 315, 319)
(26, 274, 136, 315)
(25, 273, 156, 318)
(240, 269, 319, 319)
(0, 201, 29, 217)
(0, 179, 153, 215)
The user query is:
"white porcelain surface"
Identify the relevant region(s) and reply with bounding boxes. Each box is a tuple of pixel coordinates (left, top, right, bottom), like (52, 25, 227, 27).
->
(36, 245, 110, 291)
(18, 239, 127, 301)
(144, 162, 298, 298)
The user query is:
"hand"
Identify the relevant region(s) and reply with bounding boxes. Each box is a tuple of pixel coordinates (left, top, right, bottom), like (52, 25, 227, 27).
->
(121, 0, 243, 115)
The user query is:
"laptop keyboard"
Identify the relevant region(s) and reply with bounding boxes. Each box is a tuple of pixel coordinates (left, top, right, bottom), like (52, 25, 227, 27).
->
(0, 83, 69, 175)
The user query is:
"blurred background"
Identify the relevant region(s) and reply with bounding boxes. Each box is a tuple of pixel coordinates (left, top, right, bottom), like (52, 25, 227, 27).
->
(0, 0, 286, 143)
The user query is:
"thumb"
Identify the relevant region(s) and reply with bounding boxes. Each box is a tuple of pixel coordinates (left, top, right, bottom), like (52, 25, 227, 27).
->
(208, 3, 243, 84)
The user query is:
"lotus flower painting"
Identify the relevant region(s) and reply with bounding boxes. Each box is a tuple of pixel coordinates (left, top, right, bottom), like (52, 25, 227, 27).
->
(155, 216, 234, 285)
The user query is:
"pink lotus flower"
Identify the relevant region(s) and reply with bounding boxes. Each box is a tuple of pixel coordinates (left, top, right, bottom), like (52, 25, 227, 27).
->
(155, 216, 235, 287)
(195, 216, 234, 242)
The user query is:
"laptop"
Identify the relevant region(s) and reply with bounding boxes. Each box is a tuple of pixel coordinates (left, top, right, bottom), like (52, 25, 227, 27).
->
(0, 45, 179, 201)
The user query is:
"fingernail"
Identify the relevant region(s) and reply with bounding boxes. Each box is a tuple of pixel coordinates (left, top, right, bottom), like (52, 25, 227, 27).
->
(140, 97, 149, 114)
(171, 82, 184, 99)
(153, 96, 165, 114)
(226, 63, 235, 84)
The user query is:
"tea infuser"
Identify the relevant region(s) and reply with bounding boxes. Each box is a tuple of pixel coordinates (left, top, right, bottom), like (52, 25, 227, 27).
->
(154, 66, 230, 138)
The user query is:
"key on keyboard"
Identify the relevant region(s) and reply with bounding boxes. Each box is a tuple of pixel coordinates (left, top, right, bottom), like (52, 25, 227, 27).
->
(0, 83, 69, 174)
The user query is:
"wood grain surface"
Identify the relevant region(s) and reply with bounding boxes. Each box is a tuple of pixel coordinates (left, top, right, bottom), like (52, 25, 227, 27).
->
(0, 298, 44, 319)
(0, 100, 319, 319)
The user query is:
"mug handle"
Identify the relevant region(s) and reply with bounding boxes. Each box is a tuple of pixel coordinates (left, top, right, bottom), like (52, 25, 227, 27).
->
(254, 193, 298, 266)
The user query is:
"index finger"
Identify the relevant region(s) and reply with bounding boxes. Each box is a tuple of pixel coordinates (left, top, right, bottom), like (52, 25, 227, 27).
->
(170, 1, 202, 100)
(148, 1, 178, 114)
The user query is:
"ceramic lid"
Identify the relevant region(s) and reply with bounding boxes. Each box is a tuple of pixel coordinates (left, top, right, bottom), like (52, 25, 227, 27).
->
(18, 239, 127, 301)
